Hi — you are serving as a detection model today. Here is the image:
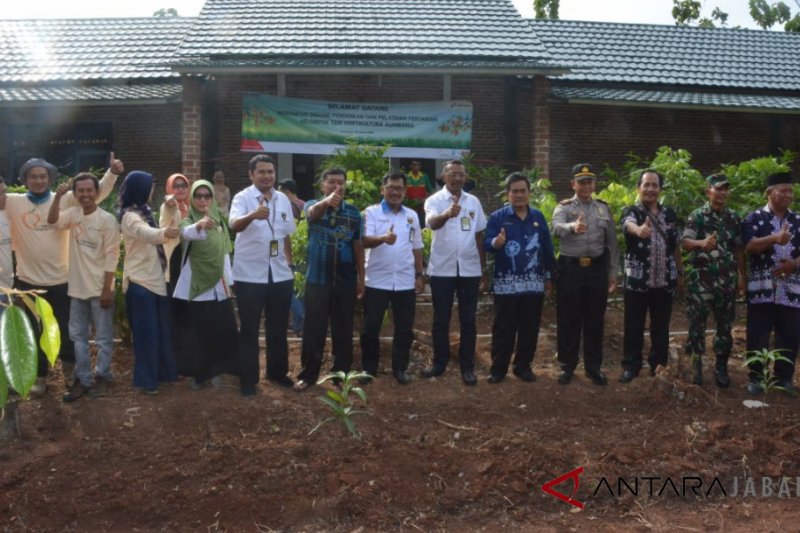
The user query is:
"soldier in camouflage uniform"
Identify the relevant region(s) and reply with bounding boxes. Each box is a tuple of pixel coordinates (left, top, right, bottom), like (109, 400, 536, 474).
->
(680, 174, 744, 388)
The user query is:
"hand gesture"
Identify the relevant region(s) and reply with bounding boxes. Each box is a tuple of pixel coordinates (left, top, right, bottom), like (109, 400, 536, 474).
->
(326, 186, 343, 210)
(637, 217, 653, 239)
(164, 227, 180, 240)
(493, 227, 507, 249)
(109, 152, 124, 175)
(251, 196, 270, 220)
(447, 196, 461, 218)
(773, 258, 796, 278)
(775, 221, 791, 246)
(55, 179, 72, 198)
(383, 224, 397, 245)
(165, 194, 177, 209)
(703, 231, 718, 252)
(198, 216, 216, 231)
(575, 212, 587, 234)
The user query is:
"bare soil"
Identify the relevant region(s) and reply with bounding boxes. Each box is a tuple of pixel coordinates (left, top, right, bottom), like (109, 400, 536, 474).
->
(2, 300, 799, 532)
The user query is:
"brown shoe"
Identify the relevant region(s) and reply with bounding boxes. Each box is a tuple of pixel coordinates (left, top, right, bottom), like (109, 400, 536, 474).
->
(63, 382, 88, 403)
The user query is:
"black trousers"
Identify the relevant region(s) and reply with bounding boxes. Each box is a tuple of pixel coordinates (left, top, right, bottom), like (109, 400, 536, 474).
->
(490, 293, 544, 377)
(746, 303, 800, 382)
(360, 287, 416, 375)
(298, 281, 356, 383)
(16, 279, 74, 377)
(622, 288, 673, 373)
(430, 275, 480, 372)
(186, 299, 238, 382)
(556, 259, 608, 374)
(235, 279, 293, 387)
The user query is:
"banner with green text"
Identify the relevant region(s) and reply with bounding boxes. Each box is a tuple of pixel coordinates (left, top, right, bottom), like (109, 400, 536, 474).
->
(241, 93, 472, 159)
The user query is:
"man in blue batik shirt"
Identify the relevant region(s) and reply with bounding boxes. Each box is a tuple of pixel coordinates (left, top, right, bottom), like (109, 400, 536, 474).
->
(484, 173, 555, 383)
(742, 172, 800, 396)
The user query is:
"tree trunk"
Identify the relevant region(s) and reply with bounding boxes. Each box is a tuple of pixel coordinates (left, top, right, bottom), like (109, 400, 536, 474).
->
(0, 400, 21, 440)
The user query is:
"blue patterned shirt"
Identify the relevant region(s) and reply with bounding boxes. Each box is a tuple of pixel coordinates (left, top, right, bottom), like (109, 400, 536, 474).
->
(484, 205, 555, 295)
(304, 199, 362, 286)
(742, 205, 800, 308)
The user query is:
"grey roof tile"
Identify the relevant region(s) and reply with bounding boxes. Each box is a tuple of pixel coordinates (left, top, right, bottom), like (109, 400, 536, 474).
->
(551, 86, 800, 111)
(0, 83, 182, 103)
(0, 17, 194, 83)
(530, 19, 800, 90)
(177, 0, 552, 63)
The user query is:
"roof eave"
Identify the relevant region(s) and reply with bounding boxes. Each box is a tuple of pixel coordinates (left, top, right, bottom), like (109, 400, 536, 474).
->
(172, 65, 570, 76)
(553, 96, 800, 115)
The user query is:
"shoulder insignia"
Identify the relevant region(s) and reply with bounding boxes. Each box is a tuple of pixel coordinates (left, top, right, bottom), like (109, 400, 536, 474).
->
(595, 198, 609, 205)
(559, 198, 572, 205)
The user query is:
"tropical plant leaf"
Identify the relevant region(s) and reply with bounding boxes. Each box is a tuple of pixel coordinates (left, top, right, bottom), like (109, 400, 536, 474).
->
(352, 387, 367, 403)
(308, 417, 336, 436)
(0, 364, 8, 409)
(0, 306, 38, 398)
(20, 294, 38, 320)
(326, 389, 344, 404)
(320, 396, 345, 415)
(343, 416, 359, 438)
(35, 297, 60, 366)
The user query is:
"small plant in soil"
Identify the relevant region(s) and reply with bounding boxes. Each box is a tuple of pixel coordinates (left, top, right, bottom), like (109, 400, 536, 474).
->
(309, 371, 371, 439)
(743, 348, 795, 397)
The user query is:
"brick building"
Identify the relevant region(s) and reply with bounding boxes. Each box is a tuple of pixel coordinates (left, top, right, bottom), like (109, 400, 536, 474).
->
(1, 2, 799, 202)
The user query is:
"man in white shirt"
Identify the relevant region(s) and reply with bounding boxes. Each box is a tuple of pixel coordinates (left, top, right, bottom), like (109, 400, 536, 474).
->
(423, 160, 487, 385)
(360, 171, 425, 384)
(230, 154, 297, 396)
(47, 173, 120, 402)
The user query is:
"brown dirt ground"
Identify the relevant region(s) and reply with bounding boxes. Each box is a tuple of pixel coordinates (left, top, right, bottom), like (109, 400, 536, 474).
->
(2, 299, 800, 532)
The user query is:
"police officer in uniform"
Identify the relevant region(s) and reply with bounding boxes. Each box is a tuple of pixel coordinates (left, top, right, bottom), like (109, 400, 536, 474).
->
(552, 164, 619, 385)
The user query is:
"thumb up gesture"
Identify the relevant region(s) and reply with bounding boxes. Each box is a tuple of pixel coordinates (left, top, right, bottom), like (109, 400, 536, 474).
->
(493, 227, 507, 249)
(447, 196, 462, 218)
(383, 224, 397, 245)
(638, 216, 653, 239)
(703, 231, 718, 252)
(574, 212, 588, 234)
(776, 220, 791, 245)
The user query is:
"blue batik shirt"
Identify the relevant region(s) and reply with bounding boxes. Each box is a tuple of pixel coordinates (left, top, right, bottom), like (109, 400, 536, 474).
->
(304, 199, 362, 286)
(484, 205, 555, 295)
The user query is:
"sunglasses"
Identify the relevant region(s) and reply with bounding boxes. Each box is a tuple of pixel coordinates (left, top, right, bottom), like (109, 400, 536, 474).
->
(172, 182, 189, 189)
(194, 193, 212, 200)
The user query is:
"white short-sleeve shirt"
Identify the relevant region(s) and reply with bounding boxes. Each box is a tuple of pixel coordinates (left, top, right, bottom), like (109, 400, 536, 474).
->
(230, 185, 296, 284)
(424, 188, 486, 277)
(363, 201, 423, 291)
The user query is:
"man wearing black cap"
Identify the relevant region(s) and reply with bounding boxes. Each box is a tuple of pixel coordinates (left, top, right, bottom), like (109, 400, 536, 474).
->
(5, 154, 123, 395)
(742, 172, 800, 396)
(681, 174, 744, 388)
(552, 163, 619, 385)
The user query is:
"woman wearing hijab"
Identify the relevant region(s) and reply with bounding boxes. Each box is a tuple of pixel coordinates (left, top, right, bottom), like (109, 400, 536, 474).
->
(172, 180, 238, 389)
(160, 173, 191, 281)
(119, 171, 180, 394)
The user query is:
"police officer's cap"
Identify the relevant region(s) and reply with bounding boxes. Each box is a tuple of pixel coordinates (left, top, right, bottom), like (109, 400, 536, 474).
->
(571, 163, 596, 181)
(705, 174, 729, 189)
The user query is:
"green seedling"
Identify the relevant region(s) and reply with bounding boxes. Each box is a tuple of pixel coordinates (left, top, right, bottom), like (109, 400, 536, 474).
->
(743, 348, 796, 396)
(309, 370, 372, 439)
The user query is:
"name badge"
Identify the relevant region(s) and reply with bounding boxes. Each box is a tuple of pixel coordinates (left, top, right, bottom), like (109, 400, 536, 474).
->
(269, 240, 279, 257)
(409, 227, 415, 243)
(461, 217, 471, 231)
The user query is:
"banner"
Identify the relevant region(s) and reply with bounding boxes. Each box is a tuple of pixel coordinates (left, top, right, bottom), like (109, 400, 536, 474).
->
(241, 94, 472, 159)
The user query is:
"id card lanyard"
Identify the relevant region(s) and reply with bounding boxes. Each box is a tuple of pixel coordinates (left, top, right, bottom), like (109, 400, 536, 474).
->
(263, 194, 279, 258)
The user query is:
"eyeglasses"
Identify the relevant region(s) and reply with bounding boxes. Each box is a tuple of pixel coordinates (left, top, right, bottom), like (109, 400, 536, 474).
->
(173, 182, 189, 190)
(194, 193, 212, 200)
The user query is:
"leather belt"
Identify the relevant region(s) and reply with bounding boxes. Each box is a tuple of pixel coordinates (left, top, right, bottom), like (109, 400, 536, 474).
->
(560, 255, 604, 267)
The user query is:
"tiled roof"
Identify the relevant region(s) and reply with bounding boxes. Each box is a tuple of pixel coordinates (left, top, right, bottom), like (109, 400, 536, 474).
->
(0, 83, 182, 103)
(176, 0, 554, 68)
(529, 19, 800, 91)
(172, 57, 561, 72)
(0, 17, 194, 83)
(551, 86, 800, 112)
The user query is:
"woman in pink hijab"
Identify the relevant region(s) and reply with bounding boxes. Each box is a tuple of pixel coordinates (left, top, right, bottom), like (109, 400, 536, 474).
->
(160, 173, 191, 281)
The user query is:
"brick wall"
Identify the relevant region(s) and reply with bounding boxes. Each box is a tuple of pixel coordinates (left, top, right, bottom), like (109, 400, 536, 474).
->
(549, 102, 800, 196)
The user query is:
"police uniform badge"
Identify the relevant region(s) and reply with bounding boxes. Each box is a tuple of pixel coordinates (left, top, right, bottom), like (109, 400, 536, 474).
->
(407, 217, 414, 225)
(281, 212, 287, 221)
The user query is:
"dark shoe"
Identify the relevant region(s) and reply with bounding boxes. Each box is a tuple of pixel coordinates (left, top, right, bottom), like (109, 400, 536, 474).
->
(89, 377, 111, 398)
(240, 385, 257, 397)
(513, 368, 537, 383)
(268, 375, 295, 388)
(421, 366, 445, 378)
(487, 374, 504, 384)
(618, 370, 637, 384)
(63, 382, 88, 403)
(776, 380, 798, 397)
(585, 370, 608, 386)
(189, 378, 206, 390)
(648, 367, 657, 377)
(692, 359, 703, 386)
(714, 365, 730, 389)
(557, 371, 573, 385)
(461, 370, 477, 386)
(393, 370, 411, 385)
(746, 381, 764, 396)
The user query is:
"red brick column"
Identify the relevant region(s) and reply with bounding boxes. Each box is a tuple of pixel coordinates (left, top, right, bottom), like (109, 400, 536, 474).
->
(182, 76, 202, 180)
(531, 75, 551, 180)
